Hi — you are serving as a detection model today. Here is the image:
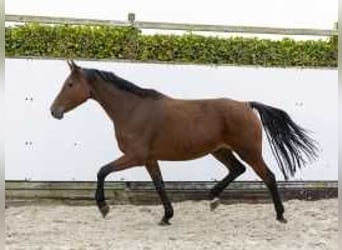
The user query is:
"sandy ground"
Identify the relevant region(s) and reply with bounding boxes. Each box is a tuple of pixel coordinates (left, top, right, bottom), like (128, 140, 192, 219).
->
(5, 199, 337, 250)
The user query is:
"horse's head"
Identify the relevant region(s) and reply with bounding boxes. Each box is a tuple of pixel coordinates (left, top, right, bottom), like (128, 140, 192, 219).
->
(50, 60, 92, 119)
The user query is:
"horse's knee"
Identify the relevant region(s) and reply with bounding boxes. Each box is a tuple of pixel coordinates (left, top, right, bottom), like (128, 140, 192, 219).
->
(97, 163, 116, 180)
(97, 167, 108, 180)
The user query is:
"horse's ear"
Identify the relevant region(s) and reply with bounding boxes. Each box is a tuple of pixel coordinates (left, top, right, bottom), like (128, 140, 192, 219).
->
(67, 60, 72, 70)
(67, 60, 79, 71)
(70, 60, 78, 69)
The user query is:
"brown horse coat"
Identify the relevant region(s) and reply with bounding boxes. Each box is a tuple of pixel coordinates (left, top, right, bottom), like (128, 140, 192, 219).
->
(51, 61, 318, 225)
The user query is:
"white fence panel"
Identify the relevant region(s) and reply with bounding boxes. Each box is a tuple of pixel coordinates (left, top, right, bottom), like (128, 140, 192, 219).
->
(5, 59, 337, 181)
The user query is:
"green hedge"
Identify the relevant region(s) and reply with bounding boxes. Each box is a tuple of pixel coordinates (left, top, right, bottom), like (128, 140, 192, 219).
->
(5, 23, 337, 67)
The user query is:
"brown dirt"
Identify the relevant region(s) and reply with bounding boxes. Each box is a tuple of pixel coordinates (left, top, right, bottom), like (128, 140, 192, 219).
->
(5, 199, 338, 250)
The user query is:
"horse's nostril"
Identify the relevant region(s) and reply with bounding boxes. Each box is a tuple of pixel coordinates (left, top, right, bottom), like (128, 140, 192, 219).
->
(51, 108, 63, 120)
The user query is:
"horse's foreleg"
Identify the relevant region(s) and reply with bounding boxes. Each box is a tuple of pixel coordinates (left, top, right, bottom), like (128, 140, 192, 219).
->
(145, 161, 174, 226)
(209, 148, 246, 211)
(95, 155, 140, 218)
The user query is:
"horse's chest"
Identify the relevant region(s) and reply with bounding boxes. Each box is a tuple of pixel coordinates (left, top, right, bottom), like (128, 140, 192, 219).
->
(115, 128, 144, 153)
(115, 131, 131, 152)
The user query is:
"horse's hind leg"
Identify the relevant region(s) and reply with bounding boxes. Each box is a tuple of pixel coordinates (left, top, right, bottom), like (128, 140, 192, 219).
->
(238, 151, 287, 223)
(145, 160, 174, 226)
(209, 148, 246, 211)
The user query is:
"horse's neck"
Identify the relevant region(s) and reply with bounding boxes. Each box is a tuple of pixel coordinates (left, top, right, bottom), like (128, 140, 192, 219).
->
(90, 79, 140, 124)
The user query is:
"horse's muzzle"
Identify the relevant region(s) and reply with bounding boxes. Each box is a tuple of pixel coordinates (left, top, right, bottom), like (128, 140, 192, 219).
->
(50, 107, 64, 120)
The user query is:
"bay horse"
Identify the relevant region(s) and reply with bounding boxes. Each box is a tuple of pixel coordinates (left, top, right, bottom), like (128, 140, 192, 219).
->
(50, 60, 318, 225)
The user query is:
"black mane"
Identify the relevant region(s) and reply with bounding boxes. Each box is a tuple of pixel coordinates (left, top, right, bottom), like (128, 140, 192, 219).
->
(83, 68, 164, 99)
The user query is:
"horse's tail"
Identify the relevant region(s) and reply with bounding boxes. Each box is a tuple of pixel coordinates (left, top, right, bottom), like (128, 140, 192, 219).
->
(249, 101, 319, 180)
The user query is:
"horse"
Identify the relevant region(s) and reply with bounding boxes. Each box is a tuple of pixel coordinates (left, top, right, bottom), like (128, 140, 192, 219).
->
(50, 60, 318, 225)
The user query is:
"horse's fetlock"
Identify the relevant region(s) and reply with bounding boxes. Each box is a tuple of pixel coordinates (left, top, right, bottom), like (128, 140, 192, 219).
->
(165, 205, 174, 218)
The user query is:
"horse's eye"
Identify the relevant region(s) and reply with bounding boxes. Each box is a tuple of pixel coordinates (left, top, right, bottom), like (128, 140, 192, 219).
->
(68, 83, 73, 88)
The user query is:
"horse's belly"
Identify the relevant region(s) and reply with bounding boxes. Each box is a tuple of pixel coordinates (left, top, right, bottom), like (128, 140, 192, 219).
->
(149, 99, 227, 160)
(150, 147, 214, 161)
(150, 130, 224, 161)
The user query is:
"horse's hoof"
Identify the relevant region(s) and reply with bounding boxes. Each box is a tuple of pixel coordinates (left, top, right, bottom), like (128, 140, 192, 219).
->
(277, 217, 288, 224)
(158, 219, 171, 226)
(99, 204, 110, 218)
(210, 197, 220, 211)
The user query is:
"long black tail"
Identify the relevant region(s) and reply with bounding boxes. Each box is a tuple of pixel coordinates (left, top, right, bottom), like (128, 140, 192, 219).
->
(249, 101, 319, 180)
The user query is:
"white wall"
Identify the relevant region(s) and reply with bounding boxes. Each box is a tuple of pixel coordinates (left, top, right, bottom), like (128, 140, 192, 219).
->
(5, 59, 338, 181)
